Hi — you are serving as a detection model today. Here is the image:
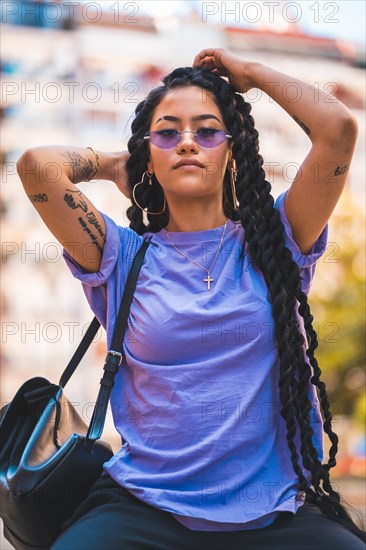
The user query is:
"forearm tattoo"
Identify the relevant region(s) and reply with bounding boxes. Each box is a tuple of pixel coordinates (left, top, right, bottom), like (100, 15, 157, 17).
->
(292, 115, 311, 136)
(63, 188, 105, 257)
(61, 151, 95, 183)
(334, 165, 349, 176)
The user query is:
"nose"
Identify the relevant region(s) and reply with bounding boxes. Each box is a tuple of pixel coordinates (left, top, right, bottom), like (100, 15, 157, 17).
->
(176, 130, 199, 153)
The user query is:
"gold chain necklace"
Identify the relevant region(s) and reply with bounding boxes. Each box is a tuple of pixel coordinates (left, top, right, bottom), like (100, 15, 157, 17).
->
(164, 220, 227, 290)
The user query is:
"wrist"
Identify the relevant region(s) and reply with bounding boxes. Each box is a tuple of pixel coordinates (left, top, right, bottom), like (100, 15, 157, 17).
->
(92, 151, 121, 182)
(244, 62, 268, 91)
(86, 147, 99, 180)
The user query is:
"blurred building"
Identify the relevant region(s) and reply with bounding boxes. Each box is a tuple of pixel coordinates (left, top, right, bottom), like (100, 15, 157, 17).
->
(1, 0, 365, 448)
(0, 4, 365, 548)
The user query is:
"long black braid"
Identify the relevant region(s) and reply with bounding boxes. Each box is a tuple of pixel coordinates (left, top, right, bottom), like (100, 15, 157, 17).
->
(125, 67, 365, 540)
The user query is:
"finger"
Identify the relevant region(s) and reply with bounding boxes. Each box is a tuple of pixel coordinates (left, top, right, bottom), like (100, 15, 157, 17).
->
(192, 48, 219, 66)
(197, 59, 224, 74)
(195, 62, 218, 73)
(200, 60, 216, 69)
(195, 48, 219, 59)
(193, 56, 215, 68)
(192, 49, 212, 64)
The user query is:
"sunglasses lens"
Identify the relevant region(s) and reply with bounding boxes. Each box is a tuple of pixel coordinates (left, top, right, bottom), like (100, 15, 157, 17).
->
(150, 130, 180, 149)
(195, 129, 228, 148)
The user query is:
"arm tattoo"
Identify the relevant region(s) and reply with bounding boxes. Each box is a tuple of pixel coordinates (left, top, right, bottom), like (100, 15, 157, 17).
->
(86, 211, 106, 239)
(292, 115, 311, 136)
(334, 165, 349, 176)
(64, 188, 88, 212)
(78, 217, 104, 255)
(28, 193, 48, 203)
(61, 151, 94, 183)
(64, 189, 106, 252)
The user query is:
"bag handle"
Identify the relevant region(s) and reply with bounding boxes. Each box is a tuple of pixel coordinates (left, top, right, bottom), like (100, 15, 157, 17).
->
(86, 239, 150, 443)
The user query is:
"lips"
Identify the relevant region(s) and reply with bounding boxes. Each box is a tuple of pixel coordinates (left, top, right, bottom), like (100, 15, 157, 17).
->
(173, 159, 205, 169)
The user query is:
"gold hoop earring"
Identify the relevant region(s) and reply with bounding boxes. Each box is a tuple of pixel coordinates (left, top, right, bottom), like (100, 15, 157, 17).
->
(229, 159, 238, 211)
(132, 171, 166, 215)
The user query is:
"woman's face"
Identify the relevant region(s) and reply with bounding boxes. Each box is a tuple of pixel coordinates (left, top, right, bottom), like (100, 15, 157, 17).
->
(147, 86, 232, 203)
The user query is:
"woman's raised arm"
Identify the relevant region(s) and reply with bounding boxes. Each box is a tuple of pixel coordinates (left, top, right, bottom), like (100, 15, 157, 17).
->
(16, 147, 130, 272)
(241, 62, 358, 254)
(193, 49, 359, 253)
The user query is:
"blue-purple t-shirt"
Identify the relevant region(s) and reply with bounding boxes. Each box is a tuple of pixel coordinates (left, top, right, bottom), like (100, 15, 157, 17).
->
(63, 191, 327, 531)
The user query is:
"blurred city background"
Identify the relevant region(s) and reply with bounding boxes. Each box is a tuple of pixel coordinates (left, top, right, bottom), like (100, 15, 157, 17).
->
(1, 0, 365, 545)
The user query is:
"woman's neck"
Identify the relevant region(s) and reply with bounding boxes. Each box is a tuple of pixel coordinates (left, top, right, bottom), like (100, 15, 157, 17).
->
(165, 197, 226, 232)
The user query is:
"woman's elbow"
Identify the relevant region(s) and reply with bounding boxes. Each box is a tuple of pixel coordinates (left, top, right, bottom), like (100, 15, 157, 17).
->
(333, 111, 358, 152)
(16, 149, 40, 187)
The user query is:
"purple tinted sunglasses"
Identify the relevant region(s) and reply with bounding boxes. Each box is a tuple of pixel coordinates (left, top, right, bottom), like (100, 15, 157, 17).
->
(143, 128, 232, 149)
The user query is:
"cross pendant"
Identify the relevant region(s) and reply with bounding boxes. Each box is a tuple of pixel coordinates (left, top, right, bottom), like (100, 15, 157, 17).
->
(204, 274, 214, 290)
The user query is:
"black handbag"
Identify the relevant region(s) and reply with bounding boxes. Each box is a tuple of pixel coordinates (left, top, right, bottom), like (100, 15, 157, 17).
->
(0, 240, 150, 550)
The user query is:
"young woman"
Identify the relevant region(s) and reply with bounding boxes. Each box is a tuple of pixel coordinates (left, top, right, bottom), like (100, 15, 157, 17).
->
(17, 48, 364, 549)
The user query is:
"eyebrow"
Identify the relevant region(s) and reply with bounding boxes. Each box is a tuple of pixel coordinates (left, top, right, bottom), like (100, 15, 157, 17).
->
(154, 114, 221, 126)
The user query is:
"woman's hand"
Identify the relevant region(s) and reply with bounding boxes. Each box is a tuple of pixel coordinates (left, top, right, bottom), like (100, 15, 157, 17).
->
(192, 48, 255, 93)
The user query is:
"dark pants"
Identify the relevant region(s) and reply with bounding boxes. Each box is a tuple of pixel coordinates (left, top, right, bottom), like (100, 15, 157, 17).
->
(50, 473, 365, 550)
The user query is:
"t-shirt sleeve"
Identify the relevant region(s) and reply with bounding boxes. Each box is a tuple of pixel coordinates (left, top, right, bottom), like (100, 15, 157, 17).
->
(62, 212, 144, 331)
(274, 191, 328, 294)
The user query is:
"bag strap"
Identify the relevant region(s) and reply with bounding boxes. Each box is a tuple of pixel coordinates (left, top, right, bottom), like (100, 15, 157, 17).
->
(86, 239, 150, 443)
(59, 317, 101, 388)
(59, 240, 149, 389)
